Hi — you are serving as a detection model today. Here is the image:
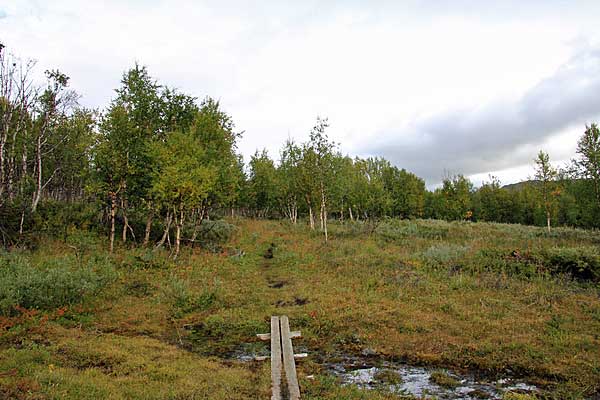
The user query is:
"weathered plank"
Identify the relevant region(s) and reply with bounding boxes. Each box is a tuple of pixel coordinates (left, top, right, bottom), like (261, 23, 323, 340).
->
(270, 316, 282, 400)
(257, 331, 301, 341)
(254, 353, 307, 361)
(280, 315, 301, 400)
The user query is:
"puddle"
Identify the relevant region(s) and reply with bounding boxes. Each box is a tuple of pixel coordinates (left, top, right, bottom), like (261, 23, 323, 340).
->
(226, 345, 539, 399)
(326, 357, 538, 399)
(226, 342, 269, 362)
(227, 342, 310, 362)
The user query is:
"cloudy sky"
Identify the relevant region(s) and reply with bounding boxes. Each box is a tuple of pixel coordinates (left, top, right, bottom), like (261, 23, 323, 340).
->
(2, 1, 600, 187)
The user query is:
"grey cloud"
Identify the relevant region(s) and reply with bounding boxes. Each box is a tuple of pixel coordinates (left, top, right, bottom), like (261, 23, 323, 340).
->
(362, 44, 600, 184)
(0, 9, 7, 19)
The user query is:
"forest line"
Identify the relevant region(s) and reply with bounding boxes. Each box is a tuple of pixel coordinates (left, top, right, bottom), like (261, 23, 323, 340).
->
(1, 43, 600, 255)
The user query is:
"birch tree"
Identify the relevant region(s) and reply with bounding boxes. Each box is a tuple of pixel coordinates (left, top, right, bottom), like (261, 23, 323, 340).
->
(534, 150, 559, 232)
(151, 131, 215, 259)
(307, 117, 336, 242)
(575, 123, 600, 211)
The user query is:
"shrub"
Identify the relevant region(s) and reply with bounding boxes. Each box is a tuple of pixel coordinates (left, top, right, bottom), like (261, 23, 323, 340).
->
(329, 221, 373, 238)
(121, 249, 169, 270)
(161, 276, 220, 316)
(188, 220, 237, 252)
(376, 219, 450, 241)
(0, 253, 116, 316)
(421, 243, 470, 269)
(534, 247, 600, 281)
(475, 248, 540, 277)
(33, 200, 102, 237)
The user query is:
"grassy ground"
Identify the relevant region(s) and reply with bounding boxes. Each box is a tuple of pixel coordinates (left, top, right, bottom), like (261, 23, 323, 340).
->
(1, 218, 599, 399)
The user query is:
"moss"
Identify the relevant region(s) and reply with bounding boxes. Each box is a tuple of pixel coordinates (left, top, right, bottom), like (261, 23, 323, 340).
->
(373, 369, 403, 385)
(429, 370, 460, 388)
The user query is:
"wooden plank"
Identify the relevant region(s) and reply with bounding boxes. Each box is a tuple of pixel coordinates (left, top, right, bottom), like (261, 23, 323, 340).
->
(256, 333, 271, 341)
(254, 353, 307, 362)
(280, 316, 301, 400)
(257, 331, 301, 341)
(270, 316, 282, 400)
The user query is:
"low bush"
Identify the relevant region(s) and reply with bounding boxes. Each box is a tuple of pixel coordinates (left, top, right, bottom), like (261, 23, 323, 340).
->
(421, 243, 470, 270)
(473, 246, 600, 282)
(475, 248, 540, 278)
(121, 249, 170, 270)
(161, 276, 220, 316)
(329, 221, 374, 238)
(188, 220, 237, 252)
(32, 200, 102, 238)
(376, 219, 450, 241)
(0, 253, 116, 316)
(534, 247, 600, 281)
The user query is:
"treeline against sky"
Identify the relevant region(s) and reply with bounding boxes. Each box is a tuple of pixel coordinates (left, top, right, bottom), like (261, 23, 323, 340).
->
(1, 44, 600, 253)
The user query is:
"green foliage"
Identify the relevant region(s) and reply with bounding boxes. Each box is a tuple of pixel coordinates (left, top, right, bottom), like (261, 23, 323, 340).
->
(193, 220, 237, 248)
(429, 370, 460, 388)
(33, 200, 101, 237)
(150, 131, 216, 210)
(0, 253, 116, 315)
(161, 276, 220, 316)
(375, 219, 450, 240)
(475, 248, 539, 277)
(438, 174, 474, 220)
(421, 243, 470, 269)
(120, 248, 170, 270)
(535, 247, 600, 281)
(247, 149, 280, 216)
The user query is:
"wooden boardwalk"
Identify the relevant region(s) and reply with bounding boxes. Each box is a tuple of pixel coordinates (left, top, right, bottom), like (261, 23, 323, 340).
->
(257, 316, 304, 400)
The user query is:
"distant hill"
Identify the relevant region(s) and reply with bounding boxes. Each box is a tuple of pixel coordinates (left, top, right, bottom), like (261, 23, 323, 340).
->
(502, 180, 539, 191)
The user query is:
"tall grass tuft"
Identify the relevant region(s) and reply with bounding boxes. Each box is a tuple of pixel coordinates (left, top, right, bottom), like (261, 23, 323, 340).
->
(0, 252, 116, 316)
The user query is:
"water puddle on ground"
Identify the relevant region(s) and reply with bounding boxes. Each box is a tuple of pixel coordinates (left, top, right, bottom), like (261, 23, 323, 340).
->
(326, 357, 538, 399)
(227, 346, 539, 399)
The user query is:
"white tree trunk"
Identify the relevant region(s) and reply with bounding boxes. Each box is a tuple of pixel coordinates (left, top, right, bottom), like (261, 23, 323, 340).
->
(109, 192, 117, 253)
(31, 135, 43, 212)
(143, 212, 153, 246)
(174, 206, 184, 260)
(155, 212, 173, 250)
(321, 184, 328, 242)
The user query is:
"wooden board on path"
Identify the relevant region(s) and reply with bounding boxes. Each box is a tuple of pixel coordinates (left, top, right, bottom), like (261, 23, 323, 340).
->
(280, 315, 301, 400)
(270, 316, 282, 400)
(259, 316, 304, 399)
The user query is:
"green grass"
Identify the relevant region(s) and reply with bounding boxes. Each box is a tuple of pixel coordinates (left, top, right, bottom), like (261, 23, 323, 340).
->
(0, 218, 599, 399)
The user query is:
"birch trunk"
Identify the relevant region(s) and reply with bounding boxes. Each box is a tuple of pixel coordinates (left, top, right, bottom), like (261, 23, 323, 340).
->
(109, 192, 117, 253)
(0, 131, 5, 200)
(155, 212, 173, 250)
(321, 183, 328, 242)
(174, 206, 184, 260)
(121, 197, 128, 243)
(143, 212, 153, 246)
(31, 134, 43, 212)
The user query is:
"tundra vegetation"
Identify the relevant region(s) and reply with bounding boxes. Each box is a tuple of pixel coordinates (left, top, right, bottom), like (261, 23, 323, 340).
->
(1, 43, 600, 399)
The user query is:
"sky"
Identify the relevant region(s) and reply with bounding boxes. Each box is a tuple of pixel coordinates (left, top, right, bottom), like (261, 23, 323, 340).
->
(2, 0, 600, 187)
